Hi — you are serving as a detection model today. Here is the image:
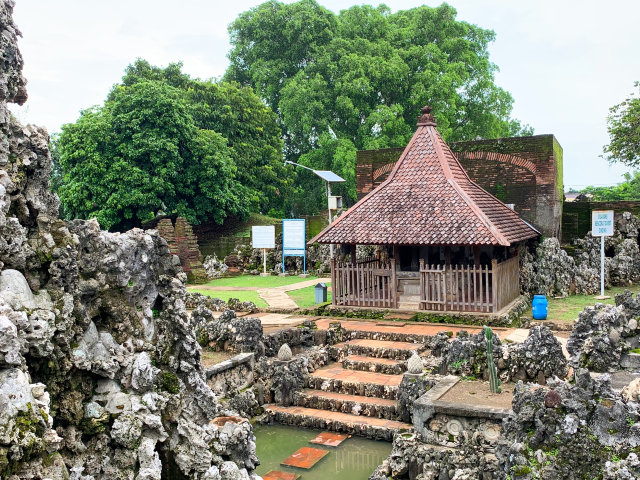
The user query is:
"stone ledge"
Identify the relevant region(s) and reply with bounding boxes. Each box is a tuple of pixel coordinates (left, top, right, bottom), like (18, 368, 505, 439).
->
(205, 353, 255, 378)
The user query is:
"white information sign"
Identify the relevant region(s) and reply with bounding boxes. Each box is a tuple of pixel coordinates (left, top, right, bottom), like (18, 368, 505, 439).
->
(592, 210, 614, 237)
(592, 210, 615, 298)
(252, 226, 275, 249)
(283, 220, 306, 250)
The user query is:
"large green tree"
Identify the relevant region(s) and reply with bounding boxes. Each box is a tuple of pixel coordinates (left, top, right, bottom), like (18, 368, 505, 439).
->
(57, 81, 250, 231)
(603, 81, 640, 167)
(226, 1, 533, 213)
(114, 60, 292, 214)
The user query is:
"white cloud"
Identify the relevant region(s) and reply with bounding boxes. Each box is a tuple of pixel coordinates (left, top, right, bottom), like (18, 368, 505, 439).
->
(10, 0, 640, 189)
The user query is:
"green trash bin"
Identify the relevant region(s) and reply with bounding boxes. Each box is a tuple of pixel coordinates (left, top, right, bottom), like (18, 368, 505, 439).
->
(315, 283, 327, 303)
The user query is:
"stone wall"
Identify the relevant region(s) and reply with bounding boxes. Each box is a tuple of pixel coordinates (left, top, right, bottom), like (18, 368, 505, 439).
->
(356, 134, 563, 238)
(154, 216, 208, 283)
(563, 200, 640, 244)
(205, 353, 255, 397)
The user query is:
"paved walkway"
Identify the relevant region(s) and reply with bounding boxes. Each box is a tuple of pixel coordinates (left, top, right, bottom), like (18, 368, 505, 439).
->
(256, 278, 330, 309)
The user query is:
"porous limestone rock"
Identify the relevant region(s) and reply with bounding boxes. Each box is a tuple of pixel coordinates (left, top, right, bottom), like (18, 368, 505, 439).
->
(566, 303, 632, 372)
(497, 369, 640, 479)
(277, 343, 292, 361)
(0, 2, 262, 477)
(520, 237, 576, 297)
(203, 254, 229, 279)
(194, 307, 264, 356)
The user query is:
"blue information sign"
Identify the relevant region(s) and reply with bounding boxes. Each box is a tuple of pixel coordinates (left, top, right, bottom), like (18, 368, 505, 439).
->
(282, 219, 306, 274)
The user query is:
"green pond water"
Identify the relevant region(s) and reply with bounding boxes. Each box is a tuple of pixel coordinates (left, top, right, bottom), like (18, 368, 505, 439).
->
(253, 425, 391, 480)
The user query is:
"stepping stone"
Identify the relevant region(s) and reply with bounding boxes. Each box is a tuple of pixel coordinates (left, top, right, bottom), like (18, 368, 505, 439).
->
(281, 446, 330, 469)
(262, 471, 301, 480)
(309, 432, 348, 447)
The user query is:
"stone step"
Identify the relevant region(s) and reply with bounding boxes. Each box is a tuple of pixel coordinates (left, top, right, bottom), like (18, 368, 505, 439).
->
(295, 389, 398, 420)
(265, 405, 412, 441)
(306, 363, 403, 400)
(398, 294, 421, 302)
(397, 302, 420, 310)
(329, 339, 425, 361)
(342, 355, 407, 375)
(401, 282, 421, 295)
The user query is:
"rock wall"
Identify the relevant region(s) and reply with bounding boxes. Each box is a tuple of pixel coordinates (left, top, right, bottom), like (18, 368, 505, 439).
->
(497, 370, 640, 480)
(0, 3, 260, 478)
(521, 212, 640, 297)
(567, 294, 640, 373)
(446, 326, 568, 384)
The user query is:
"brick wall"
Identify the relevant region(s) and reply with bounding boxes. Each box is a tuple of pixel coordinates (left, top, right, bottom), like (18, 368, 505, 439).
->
(356, 135, 563, 239)
(562, 201, 640, 244)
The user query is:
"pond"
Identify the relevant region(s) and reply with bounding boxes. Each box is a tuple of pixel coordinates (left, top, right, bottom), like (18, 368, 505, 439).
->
(253, 425, 391, 480)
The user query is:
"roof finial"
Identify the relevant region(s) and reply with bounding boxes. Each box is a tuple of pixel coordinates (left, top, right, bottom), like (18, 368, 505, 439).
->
(418, 105, 436, 126)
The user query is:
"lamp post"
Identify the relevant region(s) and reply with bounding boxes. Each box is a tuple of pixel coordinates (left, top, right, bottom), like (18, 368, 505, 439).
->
(284, 160, 345, 258)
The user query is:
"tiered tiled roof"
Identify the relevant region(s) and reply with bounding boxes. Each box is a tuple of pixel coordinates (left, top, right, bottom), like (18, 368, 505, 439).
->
(310, 107, 539, 246)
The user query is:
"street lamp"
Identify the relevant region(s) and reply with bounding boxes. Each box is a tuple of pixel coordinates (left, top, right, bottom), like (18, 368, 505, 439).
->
(284, 160, 345, 259)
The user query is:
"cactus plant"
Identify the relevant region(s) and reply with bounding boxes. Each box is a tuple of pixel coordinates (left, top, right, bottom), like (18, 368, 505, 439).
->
(484, 326, 502, 393)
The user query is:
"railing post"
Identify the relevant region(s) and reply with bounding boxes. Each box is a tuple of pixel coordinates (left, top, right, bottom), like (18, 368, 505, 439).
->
(391, 258, 397, 309)
(491, 258, 498, 312)
(331, 258, 337, 305)
(419, 259, 425, 310)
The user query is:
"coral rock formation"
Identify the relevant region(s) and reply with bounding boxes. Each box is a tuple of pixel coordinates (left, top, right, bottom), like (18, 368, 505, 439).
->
(0, 2, 260, 477)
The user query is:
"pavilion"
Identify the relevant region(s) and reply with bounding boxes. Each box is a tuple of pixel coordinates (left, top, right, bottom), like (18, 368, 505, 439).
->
(309, 106, 539, 313)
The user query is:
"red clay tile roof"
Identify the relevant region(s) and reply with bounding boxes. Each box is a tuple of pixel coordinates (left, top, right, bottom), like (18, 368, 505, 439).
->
(310, 107, 539, 247)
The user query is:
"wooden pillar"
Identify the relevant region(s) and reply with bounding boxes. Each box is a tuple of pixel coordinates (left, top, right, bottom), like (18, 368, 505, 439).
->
(444, 246, 451, 266)
(350, 244, 357, 263)
(473, 246, 481, 267)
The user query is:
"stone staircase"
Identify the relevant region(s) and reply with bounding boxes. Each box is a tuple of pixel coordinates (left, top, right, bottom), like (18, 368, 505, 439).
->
(397, 279, 420, 310)
(265, 337, 421, 439)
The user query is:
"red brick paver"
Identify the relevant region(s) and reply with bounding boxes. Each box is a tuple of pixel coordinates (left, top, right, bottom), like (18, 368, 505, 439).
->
(309, 432, 348, 447)
(344, 355, 402, 366)
(263, 471, 301, 480)
(302, 389, 397, 407)
(267, 405, 412, 430)
(316, 318, 514, 338)
(281, 447, 329, 469)
(311, 363, 403, 386)
(336, 339, 424, 351)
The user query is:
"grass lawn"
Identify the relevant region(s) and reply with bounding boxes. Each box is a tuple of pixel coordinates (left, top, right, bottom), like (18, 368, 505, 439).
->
(287, 283, 332, 308)
(524, 285, 640, 323)
(188, 289, 269, 308)
(200, 350, 236, 369)
(201, 275, 324, 288)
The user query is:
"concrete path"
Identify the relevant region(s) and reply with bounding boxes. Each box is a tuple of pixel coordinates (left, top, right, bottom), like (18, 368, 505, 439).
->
(256, 278, 330, 309)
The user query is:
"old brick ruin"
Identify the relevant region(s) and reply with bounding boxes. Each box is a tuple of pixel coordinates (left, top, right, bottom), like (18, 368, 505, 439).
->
(356, 134, 563, 239)
(155, 217, 208, 283)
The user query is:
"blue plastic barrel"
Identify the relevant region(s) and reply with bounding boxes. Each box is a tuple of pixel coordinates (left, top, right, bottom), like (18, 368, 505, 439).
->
(532, 295, 548, 320)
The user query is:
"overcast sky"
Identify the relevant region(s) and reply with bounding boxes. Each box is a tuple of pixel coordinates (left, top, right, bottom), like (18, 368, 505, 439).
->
(10, 0, 640, 190)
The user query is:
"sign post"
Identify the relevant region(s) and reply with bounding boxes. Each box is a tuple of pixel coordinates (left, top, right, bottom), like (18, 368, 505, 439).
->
(282, 219, 306, 277)
(252, 226, 275, 277)
(592, 210, 614, 299)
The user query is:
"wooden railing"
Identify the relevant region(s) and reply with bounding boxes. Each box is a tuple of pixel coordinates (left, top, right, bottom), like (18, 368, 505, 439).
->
(418, 255, 520, 313)
(492, 256, 520, 311)
(331, 258, 397, 308)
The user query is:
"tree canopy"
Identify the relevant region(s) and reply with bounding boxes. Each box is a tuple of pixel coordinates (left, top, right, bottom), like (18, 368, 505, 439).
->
(56, 60, 291, 231)
(578, 171, 640, 201)
(226, 0, 533, 213)
(603, 81, 640, 167)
